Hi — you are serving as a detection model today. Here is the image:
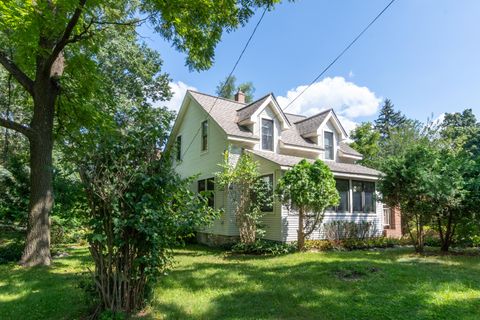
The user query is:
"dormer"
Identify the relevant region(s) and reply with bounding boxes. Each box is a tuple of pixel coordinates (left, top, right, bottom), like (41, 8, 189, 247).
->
(293, 109, 353, 162)
(236, 94, 291, 152)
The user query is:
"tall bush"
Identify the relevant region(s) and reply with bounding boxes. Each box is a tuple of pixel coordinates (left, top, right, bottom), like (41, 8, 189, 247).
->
(276, 159, 339, 251)
(216, 151, 272, 244)
(70, 106, 217, 314)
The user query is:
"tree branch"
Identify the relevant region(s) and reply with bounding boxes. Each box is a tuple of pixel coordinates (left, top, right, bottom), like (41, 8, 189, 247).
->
(46, 0, 87, 72)
(0, 117, 35, 138)
(0, 51, 34, 95)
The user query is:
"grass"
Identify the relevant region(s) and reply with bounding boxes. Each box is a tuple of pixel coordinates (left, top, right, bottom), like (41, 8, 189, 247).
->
(150, 245, 480, 320)
(0, 240, 479, 320)
(0, 231, 92, 320)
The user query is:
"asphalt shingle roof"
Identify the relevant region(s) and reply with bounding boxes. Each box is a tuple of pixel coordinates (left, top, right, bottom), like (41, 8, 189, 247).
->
(294, 109, 331, 135)
(236, 94, 271, 123)
(339, 142, 362, 157)
(248, 150, 380, 176)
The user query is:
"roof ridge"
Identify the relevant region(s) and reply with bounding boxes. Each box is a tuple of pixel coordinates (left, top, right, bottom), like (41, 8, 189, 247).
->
(187, 89, 246, 106)
(284, 112, 306, 117)
(235, 92, 272, 111)
(293, 108, 332, 124)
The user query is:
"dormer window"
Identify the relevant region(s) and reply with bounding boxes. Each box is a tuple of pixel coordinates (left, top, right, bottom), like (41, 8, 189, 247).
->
(261, 118, 274, 151)
(324, 131, 334, 160)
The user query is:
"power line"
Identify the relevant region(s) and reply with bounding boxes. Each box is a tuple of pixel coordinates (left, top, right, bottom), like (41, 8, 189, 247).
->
(282, 0, 397, 112)
(179, 7, 269, 161)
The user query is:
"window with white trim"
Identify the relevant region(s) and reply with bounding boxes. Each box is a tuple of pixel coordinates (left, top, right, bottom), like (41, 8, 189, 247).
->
(352, 180, 376, 213)
(259, 174, 274, 212)
(198, 177, 215, 208)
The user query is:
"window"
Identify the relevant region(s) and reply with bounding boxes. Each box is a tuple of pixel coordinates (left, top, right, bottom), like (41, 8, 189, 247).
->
(198, 177, 215, 208)
(259, 174, 274, 212)
(201, 120, 208, 151)
(324, 131, 334, 160)
(352, 180, 376, 213)
(176, 135, 182, 161)
(335, 179, 349, 212)
(261, 119, 274, 151)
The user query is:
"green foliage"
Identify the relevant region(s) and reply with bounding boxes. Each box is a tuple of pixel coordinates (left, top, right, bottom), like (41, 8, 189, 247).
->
(216, 151, 272, 244)
(0, 156, 29, 225)
(323, 221, 378, 241)
(304, 237, 410, 251)
(349, 122, 380, 167)
(231, 239, 296, 255)
(216, 75, 256, 102)
(374, 99, 407, 140)
(68, 105, 218, 314)
(276, 159, 339, 250)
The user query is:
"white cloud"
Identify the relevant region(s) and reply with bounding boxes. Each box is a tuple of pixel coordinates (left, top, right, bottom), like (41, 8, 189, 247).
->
(348, 70, 355, 78)
(277, 77, 381, 135)
(155, 81, 197, 112)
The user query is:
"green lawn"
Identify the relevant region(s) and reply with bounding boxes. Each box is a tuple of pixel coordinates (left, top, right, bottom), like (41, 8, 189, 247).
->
(1, 243, 479, 320)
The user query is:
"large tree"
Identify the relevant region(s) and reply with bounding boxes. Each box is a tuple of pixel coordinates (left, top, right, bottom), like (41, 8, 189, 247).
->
(216, 75, 256, 103)
(349, 122, 380, 168)
(276, 159, 339, 251)
(0, 0, 279, 266)
(374, 99, 407, 140)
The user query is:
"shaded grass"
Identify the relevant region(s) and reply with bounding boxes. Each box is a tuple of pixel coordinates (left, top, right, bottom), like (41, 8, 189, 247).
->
(0, 245, 92, 320)
(1, 240, 479, 320)
(150, 245, 480, 320)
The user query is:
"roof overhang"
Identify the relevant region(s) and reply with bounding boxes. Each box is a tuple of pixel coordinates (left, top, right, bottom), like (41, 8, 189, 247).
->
(338, 150, 363, 160)
(249, 95, 291, 130)
(317, 110, 349, 140)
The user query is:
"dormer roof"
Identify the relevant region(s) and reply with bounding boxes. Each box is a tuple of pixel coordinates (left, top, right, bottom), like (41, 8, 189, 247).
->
(236, 93, 291, 130)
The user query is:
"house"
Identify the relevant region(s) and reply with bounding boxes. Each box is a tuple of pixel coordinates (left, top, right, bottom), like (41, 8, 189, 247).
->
(167, 90, 402, 245)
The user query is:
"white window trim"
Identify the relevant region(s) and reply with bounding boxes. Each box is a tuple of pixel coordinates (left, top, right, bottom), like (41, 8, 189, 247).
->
(200, 120, 209, 154)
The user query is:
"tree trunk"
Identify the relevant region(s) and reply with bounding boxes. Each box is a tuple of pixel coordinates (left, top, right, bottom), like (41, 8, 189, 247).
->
(20, 79, 56, 267)
(297, 207, 305, 251)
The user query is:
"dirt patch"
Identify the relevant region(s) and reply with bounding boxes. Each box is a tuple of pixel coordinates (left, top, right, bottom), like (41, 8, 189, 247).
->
(334, 266, 380, 281)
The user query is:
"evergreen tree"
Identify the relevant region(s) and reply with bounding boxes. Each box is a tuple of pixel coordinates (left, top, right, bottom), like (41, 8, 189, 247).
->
(374, 99, 407, 139)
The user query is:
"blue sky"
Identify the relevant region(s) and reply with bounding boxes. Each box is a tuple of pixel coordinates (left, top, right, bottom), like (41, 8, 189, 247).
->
(139, 0, 480, 132)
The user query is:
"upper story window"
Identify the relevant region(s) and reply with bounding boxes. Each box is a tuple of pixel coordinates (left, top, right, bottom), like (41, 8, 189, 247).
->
(198, 177, 215, 208)
(176, 135, 182, 161)
(201, 120, 208, 151)
(324, 131, 334, 160)
(262, 119, 274, 151)
(352, 180, 376, 213)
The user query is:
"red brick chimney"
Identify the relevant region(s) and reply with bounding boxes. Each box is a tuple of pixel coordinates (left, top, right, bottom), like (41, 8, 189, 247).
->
(234, 90, 245, 103)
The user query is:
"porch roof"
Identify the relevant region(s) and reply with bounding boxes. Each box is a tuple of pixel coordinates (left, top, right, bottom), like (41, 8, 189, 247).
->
(248, 150, 381, 177)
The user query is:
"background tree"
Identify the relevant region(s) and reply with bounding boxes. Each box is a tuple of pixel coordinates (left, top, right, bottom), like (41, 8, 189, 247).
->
(276, 160, 339, 251)
(374, 99, 407, 140)
(216, 75, 256, 103)
(349, 122, 380, 168)
(0, 0, 279, 266)
(216, 151, 272, 244)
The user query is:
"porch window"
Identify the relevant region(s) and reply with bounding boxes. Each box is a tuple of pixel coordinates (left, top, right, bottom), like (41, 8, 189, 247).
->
(262, 119, 274, 151)
(259, 174, 274, 212)
(198, 177, 215, 208)
(352, 180, 376, 213)
(324, 131, 334, 160)
(335, 179, 349, 212)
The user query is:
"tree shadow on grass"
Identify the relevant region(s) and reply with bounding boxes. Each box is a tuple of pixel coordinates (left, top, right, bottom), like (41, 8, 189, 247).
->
(0, 247, 92, 320)
(153, 249, 480, 320)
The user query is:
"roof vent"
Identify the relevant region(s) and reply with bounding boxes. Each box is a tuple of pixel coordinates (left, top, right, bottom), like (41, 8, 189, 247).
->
(234, 90, 245, 103)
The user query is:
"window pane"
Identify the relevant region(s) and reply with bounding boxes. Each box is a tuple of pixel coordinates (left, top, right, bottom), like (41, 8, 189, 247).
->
(352, 181, 362, 212)
(207, 178, 215, 191)
(201, 121, 208, 151)
(364, 182, 375, 213)
(262, 119, 274, 151)
(198, 179, 205, 192)
(260, 174, 274, 212)
(335, 179, 349, 212)
(324, 132, 334, 160)
(176, 136, 182, 160)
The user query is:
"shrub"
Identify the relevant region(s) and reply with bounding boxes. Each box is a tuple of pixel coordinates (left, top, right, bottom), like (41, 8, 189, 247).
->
(305, 237, 411, 251)
(323, 220, 378, 241)
(0, 241, 24, 264)
(304, 240, 333, 251)
(231, 240, 296, 255)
